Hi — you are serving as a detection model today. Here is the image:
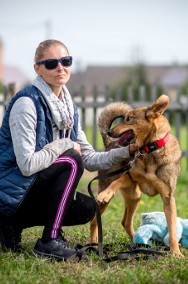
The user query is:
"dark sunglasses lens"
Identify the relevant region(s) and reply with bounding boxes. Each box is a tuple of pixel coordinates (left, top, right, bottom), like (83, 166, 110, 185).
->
(61, 56, 72, 67)
(45, 59, 58, 70)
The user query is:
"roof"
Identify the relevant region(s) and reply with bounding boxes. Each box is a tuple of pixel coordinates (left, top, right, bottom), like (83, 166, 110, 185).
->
(68, 65, 188, 95)
(3, 65, 30, 89)
(159, 67, 188, 86)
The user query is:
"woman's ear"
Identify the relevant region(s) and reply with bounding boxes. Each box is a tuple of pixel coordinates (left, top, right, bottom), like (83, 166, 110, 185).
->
(34, 64, 40, 75)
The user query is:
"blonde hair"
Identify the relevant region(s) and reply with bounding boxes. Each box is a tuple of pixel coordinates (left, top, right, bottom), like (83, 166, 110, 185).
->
(34, 39, 69, 63)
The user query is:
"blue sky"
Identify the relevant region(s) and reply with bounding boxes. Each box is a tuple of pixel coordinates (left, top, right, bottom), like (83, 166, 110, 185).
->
(0, 0, 188, 80)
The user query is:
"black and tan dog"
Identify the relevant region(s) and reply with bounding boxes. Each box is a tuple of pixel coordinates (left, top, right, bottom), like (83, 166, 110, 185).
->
(90, 95, 183, 257)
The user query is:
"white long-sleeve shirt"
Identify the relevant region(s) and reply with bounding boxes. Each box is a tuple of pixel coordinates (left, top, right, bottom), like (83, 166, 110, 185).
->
(9, 97, 131, 176)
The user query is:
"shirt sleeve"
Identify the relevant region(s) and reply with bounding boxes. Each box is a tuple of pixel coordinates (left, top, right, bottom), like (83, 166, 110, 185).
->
(76, 121, 131, 172)
(9, 97, 73, 176)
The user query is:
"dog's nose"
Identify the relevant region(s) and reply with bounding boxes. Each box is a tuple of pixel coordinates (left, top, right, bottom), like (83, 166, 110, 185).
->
(107, 130, 113, 137)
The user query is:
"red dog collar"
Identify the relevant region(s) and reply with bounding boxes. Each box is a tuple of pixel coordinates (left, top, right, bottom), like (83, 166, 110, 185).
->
(141, 132, 170, 153)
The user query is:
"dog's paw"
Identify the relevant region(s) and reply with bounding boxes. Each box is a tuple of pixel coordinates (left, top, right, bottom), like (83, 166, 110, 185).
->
(171, 250, 185, 258)
(96, 190, 114, 204)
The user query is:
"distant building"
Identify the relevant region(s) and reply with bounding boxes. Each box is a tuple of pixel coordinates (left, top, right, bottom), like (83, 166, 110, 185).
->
(4, 65, 30, 90)
(0, 39, 30, 91)
(159, 67, 188, 100)
(68, 65, 188, 99)
(0, 39, 3, 82)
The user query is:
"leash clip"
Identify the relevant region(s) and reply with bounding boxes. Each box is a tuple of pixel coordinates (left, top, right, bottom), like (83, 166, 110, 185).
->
(128, 159, 135, 169)
(128, 150, 141, 167)
(126, 150, 143, 172)
(137, 149, 146, 156)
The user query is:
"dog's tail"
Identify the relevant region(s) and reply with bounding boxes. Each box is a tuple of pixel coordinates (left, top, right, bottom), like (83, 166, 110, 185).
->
(98, 102, 132, 147)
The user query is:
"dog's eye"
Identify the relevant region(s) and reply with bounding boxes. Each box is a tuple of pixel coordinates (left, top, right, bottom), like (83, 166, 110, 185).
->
(125, 116, 131, 122)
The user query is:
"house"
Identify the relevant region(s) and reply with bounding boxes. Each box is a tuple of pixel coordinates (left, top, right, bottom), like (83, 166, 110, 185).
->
(0, 39, 30, 91)
(4, 65, 30, 90)
(0, 40, 4, 83)
(68, 65, 188, 99)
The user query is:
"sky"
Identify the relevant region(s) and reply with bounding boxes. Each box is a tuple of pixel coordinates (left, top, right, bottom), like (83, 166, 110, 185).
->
(0, 0, 188, 81)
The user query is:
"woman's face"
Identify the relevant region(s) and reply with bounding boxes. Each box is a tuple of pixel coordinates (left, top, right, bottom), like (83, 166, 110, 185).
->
(34, 44, 71, 94)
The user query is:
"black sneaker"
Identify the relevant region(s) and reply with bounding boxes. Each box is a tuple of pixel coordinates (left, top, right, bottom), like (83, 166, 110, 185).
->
(0, 220, 22, 251)
(57, 229, 68, 243)
(33, 238, 78, 261)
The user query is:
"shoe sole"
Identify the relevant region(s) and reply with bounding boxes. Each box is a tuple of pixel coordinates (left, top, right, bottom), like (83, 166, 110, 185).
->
(33, 248, 78, 261)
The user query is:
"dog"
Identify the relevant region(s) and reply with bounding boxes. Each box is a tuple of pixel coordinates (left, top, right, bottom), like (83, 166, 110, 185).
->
(90, 94, 183, 257)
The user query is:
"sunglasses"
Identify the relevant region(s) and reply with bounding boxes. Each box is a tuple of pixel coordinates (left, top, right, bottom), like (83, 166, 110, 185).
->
(36, 56, 73, 70)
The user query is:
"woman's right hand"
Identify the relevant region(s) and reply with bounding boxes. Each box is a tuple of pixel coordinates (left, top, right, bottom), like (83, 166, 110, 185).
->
(129, 144, 138, 157)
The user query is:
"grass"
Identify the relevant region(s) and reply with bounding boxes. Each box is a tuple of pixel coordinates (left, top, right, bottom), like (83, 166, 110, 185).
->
(0, 172, 188, 284)
(1, 126, 188, 283)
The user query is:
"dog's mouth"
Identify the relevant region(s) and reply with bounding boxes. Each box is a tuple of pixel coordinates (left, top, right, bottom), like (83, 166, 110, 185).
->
(118, 129, 135, 146)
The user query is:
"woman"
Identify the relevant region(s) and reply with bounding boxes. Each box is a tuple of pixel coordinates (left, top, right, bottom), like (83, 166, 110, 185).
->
(0, 39, 136, 261)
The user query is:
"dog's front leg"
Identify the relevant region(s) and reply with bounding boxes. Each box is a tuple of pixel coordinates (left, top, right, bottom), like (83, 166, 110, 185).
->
(121, 184, 141, 238)
(90, 215, 98, 243)
(162, 193, 184, 257)
(97, 175, 125, 204)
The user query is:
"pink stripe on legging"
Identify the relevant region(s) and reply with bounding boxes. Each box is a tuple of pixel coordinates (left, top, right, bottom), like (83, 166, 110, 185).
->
(50, 156, 78, 239)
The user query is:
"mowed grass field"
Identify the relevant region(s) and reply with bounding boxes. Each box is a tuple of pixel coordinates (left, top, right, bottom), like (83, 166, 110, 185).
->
(0, 173, 188, 284)
(0, 126, 188, 284)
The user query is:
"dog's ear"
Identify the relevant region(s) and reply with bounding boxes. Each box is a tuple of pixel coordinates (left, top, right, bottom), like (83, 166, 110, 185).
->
(146, 94, 169, 119)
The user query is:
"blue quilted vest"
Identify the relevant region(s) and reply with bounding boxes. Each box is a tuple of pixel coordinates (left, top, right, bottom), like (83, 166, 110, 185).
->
(0, 85, 78, 216)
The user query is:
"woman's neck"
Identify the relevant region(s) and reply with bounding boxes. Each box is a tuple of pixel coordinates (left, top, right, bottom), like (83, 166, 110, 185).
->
(50, 85, 62, 97)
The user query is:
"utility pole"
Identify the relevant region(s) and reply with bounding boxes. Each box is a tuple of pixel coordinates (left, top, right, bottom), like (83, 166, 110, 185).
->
(45, 20, 52, 39)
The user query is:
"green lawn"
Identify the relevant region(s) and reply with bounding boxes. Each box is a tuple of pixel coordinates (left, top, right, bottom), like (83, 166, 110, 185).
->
(0, 126, 188, 283)
(0, 172, 188, 284)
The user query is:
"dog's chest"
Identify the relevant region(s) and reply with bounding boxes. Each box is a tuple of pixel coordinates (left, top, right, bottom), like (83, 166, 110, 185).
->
(129, 159, 159, 196)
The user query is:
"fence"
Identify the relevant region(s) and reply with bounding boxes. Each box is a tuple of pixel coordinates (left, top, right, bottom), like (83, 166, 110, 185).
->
(1, 84, 188, 169)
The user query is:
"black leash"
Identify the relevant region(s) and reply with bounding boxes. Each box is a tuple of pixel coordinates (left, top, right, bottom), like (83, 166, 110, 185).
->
(76, 153, 169, 262)
(103, 244, 170, 262)
(87, 157, 136, 258)
(75, 242, 169, 262)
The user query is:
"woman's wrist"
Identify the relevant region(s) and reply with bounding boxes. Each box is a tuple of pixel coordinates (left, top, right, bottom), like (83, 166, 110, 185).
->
(129, 144, 138, 157)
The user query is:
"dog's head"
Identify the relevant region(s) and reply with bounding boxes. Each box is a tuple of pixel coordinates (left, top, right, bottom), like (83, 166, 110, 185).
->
(108, 94, 171, 148)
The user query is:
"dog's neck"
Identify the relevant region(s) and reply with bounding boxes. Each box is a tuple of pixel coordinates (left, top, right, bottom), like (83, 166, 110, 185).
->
(140, 132, 170, 154)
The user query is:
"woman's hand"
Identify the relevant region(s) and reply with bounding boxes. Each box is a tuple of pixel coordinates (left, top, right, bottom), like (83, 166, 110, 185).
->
(73, 142, 82, 155)
(129, 144, 138, 157)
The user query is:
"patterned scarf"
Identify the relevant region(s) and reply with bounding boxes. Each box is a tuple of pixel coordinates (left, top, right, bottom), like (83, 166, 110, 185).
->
(32, 76, 74, 135)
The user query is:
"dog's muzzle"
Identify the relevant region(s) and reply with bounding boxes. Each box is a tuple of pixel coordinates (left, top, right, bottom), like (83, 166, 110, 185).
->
(118, 130, 135, 146)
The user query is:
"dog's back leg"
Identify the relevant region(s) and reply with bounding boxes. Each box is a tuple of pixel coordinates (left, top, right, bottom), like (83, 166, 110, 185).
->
(120, 184, 141, 239)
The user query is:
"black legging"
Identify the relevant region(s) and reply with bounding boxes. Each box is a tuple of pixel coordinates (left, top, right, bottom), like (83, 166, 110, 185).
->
(12, 149, 96, 242)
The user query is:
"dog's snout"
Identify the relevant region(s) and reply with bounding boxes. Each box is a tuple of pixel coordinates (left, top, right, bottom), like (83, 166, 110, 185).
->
(107, 129, 113, 137)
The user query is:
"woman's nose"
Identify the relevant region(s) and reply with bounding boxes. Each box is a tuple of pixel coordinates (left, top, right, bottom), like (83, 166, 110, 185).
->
(57, 62, 64, 69)
(57, 62, 68, 71)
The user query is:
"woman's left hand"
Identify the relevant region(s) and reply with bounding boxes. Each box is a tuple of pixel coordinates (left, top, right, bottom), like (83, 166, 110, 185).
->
(73, 142, 82, 155)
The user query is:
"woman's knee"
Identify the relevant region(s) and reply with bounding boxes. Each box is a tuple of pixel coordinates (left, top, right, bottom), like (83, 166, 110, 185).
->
(63, 193, 96, 226)
(64, 149, 84, 175)
(84, 197, 96, 222)
(77, 194, 96, 223)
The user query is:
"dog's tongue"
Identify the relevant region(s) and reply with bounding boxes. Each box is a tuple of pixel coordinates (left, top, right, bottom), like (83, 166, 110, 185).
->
(118, 130, 134, 146)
